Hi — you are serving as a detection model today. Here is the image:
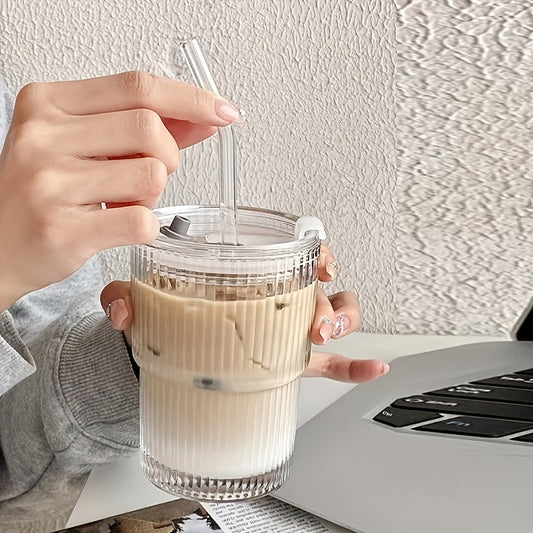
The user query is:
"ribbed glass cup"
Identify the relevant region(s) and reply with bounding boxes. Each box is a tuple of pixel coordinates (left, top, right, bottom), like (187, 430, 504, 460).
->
(131, 206, 320, 501)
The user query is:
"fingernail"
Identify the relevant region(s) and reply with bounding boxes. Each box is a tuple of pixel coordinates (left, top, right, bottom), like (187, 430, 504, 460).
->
(381, 363, 390, 375)
(332, 314, 351, 339)
(216, 101, 242, 124)
(326, 260, 338, 280)
(319, 317, 334, 344)
(107, 299, 128, 327)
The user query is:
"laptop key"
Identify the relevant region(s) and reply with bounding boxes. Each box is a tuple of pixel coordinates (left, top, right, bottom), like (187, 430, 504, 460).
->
(373, 406, 442, 428)
(472, 374, 533, 390)
(392, 394, 533, 421)
(426, 384, 533, 405)
(414, 416, 533, 438)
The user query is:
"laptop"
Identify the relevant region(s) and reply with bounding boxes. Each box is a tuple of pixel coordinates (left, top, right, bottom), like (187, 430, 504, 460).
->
(275, 299, 533, 533)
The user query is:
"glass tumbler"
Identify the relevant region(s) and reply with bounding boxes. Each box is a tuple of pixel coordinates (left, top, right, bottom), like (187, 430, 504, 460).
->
(131, 206, 320, 501)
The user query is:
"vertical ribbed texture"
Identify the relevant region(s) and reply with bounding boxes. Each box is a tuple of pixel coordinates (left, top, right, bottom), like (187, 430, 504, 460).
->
(140, 373, 301, 480)
(131, 240, 318, 499)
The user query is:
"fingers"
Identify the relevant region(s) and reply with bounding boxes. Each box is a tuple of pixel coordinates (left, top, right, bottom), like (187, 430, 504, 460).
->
(318, 244, 338, 282)
(315, 245, 360, 342)
(328, 291, 361, 338)
(303, 352, 390, 383)
(311, 287, 338, 345)
(100, 280, 132, 327)
(82, 205, 160, 251)
(59, 110, 181, 173)
(64, 157, 168, 208)
(311, 286, 361, 345)
(43, 71, 240, 126)
(100, 280, 133, 333)
(162, 119, 218, 149)
(2, 72, 241, 303)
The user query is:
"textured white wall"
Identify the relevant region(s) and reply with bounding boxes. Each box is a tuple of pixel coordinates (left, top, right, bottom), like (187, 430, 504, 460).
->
(395, 0, 533, 335)
(0, 0, 397, 333)
(1, 0, 530, 335)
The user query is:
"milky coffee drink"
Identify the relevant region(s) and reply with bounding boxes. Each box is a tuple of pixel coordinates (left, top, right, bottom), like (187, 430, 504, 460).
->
(131, 206, 320, 501)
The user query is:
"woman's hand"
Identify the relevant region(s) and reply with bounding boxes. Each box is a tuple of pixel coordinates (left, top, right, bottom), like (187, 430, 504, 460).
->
(101, 245, 389, 384)
(0, 71, 241, 311)
(304, 245, 390, 382)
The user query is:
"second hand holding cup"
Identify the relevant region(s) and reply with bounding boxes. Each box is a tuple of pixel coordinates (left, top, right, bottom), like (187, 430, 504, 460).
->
(180, 38, 239, 245)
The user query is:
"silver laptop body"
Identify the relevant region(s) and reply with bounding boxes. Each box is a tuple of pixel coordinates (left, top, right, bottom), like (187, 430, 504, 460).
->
(275, 339, 533, 533)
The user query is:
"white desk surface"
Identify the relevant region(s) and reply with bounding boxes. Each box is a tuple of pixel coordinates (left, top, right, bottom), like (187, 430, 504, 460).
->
(67, 333, 504, 532)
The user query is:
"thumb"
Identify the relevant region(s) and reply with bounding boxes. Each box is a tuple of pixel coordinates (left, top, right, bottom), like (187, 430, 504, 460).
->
(100, 280, 133, 333)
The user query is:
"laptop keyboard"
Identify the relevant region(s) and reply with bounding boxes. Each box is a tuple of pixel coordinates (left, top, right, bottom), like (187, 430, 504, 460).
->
(373, 368, 533, 443)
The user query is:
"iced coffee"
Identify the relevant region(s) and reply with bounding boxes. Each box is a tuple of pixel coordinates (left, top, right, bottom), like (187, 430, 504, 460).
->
(131, 206, 320, 501)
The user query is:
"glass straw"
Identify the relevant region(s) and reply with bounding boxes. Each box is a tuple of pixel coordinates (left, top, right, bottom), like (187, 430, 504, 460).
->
(180, 38, 239, 245)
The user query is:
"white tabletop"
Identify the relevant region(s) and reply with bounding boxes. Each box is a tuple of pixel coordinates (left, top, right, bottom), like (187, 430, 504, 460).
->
(66, 333, 503, 532)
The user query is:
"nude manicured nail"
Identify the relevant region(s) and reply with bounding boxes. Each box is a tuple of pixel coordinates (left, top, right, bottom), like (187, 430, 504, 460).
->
(319, 317, 334, 343)
(216, 101, 242, 123)
(107, 299, 128, 328)
(332, 314, 350, 339)
(326, 260, 339, 280)
(381, 363, 390, 375)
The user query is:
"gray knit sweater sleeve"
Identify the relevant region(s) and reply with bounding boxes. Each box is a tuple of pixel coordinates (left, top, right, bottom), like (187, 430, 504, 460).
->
(0, 312, 36, 396)
(0, 80, 140, 532)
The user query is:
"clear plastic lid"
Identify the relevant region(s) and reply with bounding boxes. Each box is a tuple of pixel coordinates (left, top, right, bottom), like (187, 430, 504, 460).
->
(133, 206, 322, 279)
(153, 205, 319, 258)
